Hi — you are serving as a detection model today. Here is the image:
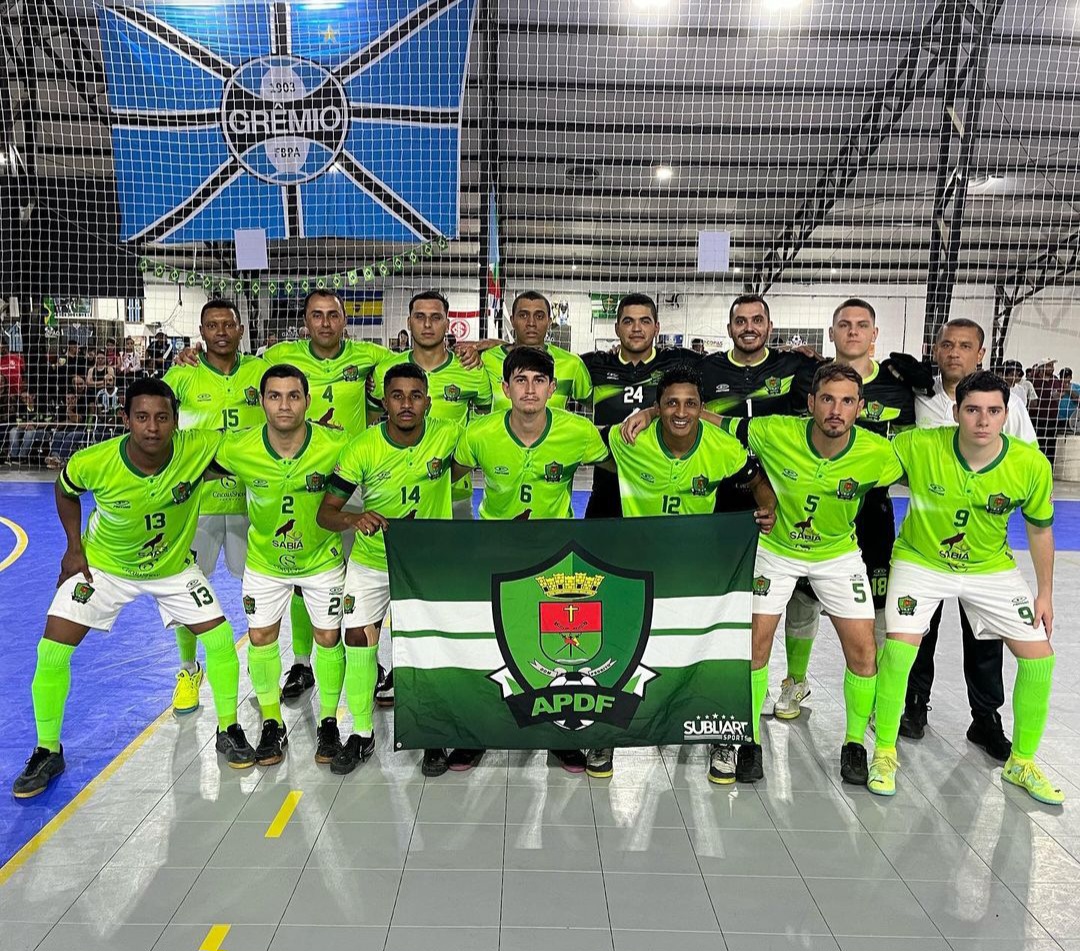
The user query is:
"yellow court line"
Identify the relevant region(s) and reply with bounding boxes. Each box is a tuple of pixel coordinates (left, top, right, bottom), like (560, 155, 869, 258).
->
(0, 633, 251, 887)
(0, 515, 28, 572)
(199, 923, 231, 951)
(265, 790, 303, 839)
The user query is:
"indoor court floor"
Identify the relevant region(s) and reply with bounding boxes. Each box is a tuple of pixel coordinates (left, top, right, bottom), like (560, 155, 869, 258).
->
(2, 476, 1080, 951)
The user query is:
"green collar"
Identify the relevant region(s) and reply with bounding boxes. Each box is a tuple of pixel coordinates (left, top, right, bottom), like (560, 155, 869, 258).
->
(199, 352, 241, 377)
(505, 407, 552, 448)
(805, 418, 855, 461)
(262, 421, 312, 460)
(308, 339, 347, 362)
(863, 360, 880, 385)
(408, 349, 454, 373)
(380, 419, 426, 449)
(728, 346, 770, 369)
(119, 434, 174, 478)
(953, 429, 1009, 473)
(655, 416, 702, 460)
(619, 347, 656, 366)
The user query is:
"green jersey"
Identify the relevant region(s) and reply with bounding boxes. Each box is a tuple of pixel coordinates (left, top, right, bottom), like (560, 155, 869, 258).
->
(481, 343, 592, 412)
(371, 349, 492, 501)
(263, 338, 390, 435)
(214, 422, 347, 578)
(456, 408, 608, 520)
(58, 430, 222, 580)
(328, 417, 462, 571)
(892, 427, 1054, 574)
(740, 415, 903, 561)
(609, 418, 749, 517)
(163, 353, 268, 516)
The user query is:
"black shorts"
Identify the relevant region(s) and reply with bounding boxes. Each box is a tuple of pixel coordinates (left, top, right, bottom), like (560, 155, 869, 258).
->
(584, 466, 622, 519)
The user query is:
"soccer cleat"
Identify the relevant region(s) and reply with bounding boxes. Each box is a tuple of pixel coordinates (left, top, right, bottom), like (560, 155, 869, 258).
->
(898, 694, 929, 740)
(375, 667, 395, 707)
(867, 750, 898, 797)
(280, 662, 315, 701)
(172, 663, 203, 715)
(708, 744, 736, 785)
(735, 743, 764, 783)
(422, 748, 449, 777)
(12, 746, 65, 798)
(215, 724, 256, 769)
(840, 742, 869, 786)
(551, 749, 587, 773)
(586, 748, 614, 779)
(314, 717, 341, 764)
(254, 719, 288, 766)
(447, 748, 484, 771)
(967, 712, 1012, 763)
(1002, 756, 1065, 805)
(331, 733, 376, 775)
(773, 677, 811, 720)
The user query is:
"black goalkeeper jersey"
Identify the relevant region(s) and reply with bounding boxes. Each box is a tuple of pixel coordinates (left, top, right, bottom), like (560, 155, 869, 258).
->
(789, 358, 917, 438)
(700, 347, 820, 418)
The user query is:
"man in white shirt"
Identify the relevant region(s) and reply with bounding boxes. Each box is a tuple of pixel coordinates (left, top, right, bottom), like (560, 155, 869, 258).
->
(903, 318, 1037, 762)
(1002, 360, 1037, 410)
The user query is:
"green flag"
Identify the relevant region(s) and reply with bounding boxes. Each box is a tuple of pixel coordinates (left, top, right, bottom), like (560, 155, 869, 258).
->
(386, 514, 756, 750)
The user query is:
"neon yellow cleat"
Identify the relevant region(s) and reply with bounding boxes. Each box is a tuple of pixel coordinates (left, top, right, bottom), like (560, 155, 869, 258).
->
(173, 663, 203, 715)
(867, 749, 898, 797)
(1002, 756, 1065, 805)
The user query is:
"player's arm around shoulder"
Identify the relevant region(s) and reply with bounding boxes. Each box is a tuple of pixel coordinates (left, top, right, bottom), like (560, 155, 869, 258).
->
(450, 413, 487, 480)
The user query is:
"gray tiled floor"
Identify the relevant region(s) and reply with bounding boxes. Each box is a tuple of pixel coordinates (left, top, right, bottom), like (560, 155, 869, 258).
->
(3, 551, 1080, 950)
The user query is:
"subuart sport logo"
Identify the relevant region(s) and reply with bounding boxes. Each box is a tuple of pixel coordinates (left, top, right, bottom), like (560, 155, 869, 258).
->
(683, 715, 751, 742)
(221, 55, 348, 185)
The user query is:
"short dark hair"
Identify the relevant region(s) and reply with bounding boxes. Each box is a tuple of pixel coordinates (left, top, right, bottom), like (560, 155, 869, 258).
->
(408, 290, 449, 315)
(729, 293, 770, 323)
(124, 376, 178, 417)
(1059, 367, 1073, 380)
(303, 289, 345, 315)
(616, 293, 657, 322)
(510, 290, 552, 318)
(956, 370, 1009, 408)
(1001, 359, 1024, 376)
(655, 364, 703, 404)
(691, 337, 704, 346)
(811, 361, 864, 399)
(503, 346, 555, 382)
(260, 363, 309, 396)
(832, 298, 876, 323)
(201, 299, 241, 324)
(383, 362, 428, 391)
(939, 318, 985, 348)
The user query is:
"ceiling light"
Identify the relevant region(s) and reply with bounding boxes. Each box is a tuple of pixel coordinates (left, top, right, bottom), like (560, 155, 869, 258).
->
(763, 0, 803, 10)
(733, 266, 742, 274)
(630, 0, 671, 10)
(572, 264, 578, 271)
(830, 267, 839, 275)
(654, 165, 674, 182)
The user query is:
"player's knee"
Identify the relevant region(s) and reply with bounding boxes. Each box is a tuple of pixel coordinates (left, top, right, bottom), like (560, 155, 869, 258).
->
(343, 625, 378, 647)
(247, 626, 278, 647)
(312, 628, 341, 649)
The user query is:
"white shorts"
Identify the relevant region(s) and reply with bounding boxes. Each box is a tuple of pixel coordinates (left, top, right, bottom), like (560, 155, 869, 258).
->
(886, 561, 1046, 642)
(343, 561, 390, 628)
(48, 564, 224, 631)
(753, 548, 875, 621)
(193, 514, 248, 579)
(242, 565, 346, 630)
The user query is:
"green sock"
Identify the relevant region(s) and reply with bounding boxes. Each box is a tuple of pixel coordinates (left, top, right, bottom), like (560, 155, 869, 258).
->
(315, 641, 346, 720)
(32, 639, 76, 751)
(247, 641, 283, 724)
(785, 636, 814, 682)
(196, 621, 240, 730)
(290, 593, 313, 664)
(751, 664, 769, 742)
(843, 668, 877, 744)
(1012, 655, 1055, 760)
(175, 626, 198, 666)
(873, 639, 919, 750)
(345, 644, 378, 734)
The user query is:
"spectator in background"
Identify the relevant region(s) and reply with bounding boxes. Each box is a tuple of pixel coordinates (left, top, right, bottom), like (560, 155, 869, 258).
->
(393, 329, 410, 352)
(58, 339, 83, 377)
(255, 333, 279, 357)
(1057, 368, 1080, 433)
(0, 342, 25, 396)
(144, 331, 173, 377)
(1001, 359, 1036, 408)
(119, 336, 142, 379)
(6, 390, 50, 465)
(69, 374, 93, 417)
(691, 337, 706, 355)
(85, 349, 109, 390)
(94, 370, 123, 441)
(45, 390, 87, 469)
(103, 337, 120, 369)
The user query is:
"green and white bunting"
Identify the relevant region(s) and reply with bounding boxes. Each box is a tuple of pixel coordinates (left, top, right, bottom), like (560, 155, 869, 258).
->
(386, 514, 757, 750)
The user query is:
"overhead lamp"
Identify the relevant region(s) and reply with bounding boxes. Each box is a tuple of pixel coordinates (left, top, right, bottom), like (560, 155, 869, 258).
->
(763, 0, 804, 10)
(654, 165, 674, 182)
(630, 0, 672, 10)
(830, 266, 840, 275)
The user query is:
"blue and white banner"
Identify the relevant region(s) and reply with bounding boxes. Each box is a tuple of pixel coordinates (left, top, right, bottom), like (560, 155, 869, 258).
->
(98, 0, 478, 244)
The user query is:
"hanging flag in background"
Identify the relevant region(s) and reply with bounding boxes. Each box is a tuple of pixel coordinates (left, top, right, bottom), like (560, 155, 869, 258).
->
(447, 308, 479, 341)
(386, 515, 757, 751)
(486, 186, 502, 329)
(98, 0, 478, 243)
(342, 289, 384, 329)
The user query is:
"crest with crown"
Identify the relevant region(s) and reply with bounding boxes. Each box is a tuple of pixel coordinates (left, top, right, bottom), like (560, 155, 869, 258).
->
(535, 571, 604, 600)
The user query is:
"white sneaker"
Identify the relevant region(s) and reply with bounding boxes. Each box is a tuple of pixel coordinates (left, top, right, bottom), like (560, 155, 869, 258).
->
(708, 744, 736, 785)
(773, 677, 811, 720)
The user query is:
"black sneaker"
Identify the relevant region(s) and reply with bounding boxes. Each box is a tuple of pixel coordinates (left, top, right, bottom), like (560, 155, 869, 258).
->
(736, 742, 764, 783)
(422, 748, 449, 777)
(898, 694, 929, 740)
(12, 746, 66, 798)
(375, 667, 394, 707)
(447, 748, 484, 771)
(216, 723, 256, 769)
(840, 742, 869, 785)
(254, 719, 287, 766)
(967, 712, 1012, 763)
(280, 662, 315, 701)
(315, 717, 342, 764)
(331, 733, 376, 775)
(551, 749, 587, 774)
(586, 748, 614, 779)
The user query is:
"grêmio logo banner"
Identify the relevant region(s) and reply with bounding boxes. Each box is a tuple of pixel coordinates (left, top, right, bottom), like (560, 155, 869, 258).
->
(98, 0, 478, 243)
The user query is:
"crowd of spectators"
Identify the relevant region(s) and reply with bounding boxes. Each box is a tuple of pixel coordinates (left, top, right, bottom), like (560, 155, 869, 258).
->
(1000, 359, 1080, 466)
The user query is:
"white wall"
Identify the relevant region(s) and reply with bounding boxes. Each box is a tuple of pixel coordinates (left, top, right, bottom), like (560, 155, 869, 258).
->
(1004, 295, 1080, 372)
